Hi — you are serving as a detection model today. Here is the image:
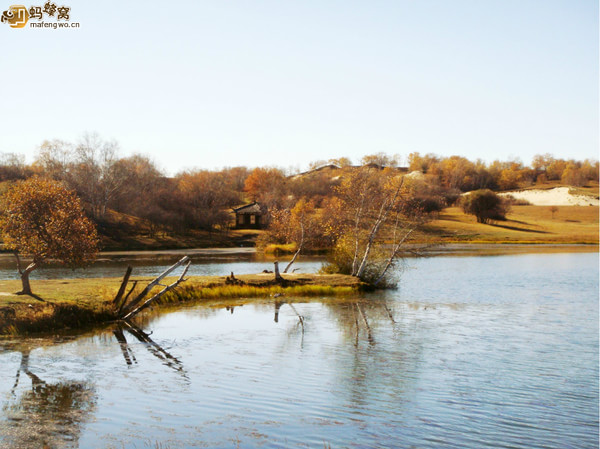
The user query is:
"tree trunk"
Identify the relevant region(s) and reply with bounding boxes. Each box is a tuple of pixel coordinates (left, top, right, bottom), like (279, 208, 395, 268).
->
(374, 228, 414, 286)
(13, 252, 38, 297)
(19, 270, 33, 295)
(19, 262, 39, 295)
(284, 224, 305, 273)
(355, 179, 403, 279)
(274, 261, 283, 282)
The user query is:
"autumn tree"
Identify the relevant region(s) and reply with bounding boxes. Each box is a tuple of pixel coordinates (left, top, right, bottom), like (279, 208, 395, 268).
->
(561, 162, 586, 186)
(175, 169, 241, 230)
(407, 152, 439, 174)
(34, 133, 129, 219)
(0, 152, 31, 181)
(109, 154, 163, 213)
(361, 152, 399, 168)
(437, 156, 477, 191)
(221, 166, 250, 193)
(70, 133, 128, 218)
(580, 159, 599, 182)
(288, 169, 338, 204)
(328, 157, 352, 167)
(546, 158, 568, 181)
(532, 153, 554, 174)
(263, 199, 324, 273)
(325, 167, 428, 286)
(244, 167, 287, 207)
(0, 177, 98, 297)
(461, 189, 509, 224)
(35, 139, 73, 181)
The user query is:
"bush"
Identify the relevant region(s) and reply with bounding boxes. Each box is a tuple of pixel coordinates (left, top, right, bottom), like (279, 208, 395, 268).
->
(321, 234, 400, 288)
(502, 194, 531, 206)
(461, 189, 509, 224)
(401, 195, 444, 215)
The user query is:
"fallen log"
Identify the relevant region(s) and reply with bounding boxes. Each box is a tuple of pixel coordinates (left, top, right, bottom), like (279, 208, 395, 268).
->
(113, 266, 132, 309)
(121, 259, 191, 320)
(119, 256, 191, 317)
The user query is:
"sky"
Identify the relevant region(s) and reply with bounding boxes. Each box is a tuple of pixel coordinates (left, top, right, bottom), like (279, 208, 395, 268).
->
(0, 0, 598, 175)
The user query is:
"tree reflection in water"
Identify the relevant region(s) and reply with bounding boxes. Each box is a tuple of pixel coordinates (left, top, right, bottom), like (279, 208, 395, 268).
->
(1, 349, 96, 449)
(321, 297, 424, 416)
(113, 321, 189, 381)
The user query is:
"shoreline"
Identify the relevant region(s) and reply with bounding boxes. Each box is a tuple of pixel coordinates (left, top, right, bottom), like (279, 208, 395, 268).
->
(0, 273, 364, 336)
(0, 244, 596, 336)
(0, 242, 596, 265)
(414, 242, 598, 257)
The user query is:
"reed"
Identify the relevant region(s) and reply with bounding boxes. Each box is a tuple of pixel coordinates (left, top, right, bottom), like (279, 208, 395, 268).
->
(157, 283, 357, 304)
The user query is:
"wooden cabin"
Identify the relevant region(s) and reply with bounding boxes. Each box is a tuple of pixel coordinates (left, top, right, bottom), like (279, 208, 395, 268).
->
(232, 202, 266, 229)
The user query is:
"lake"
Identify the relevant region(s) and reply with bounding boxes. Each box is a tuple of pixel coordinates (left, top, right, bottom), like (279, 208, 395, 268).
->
(0, 252, 598, 448)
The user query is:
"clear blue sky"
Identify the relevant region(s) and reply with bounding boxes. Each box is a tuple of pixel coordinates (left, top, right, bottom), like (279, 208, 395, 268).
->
(0, 0, 597, 174)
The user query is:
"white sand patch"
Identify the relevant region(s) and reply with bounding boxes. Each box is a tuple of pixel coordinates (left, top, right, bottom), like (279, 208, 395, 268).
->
(499, 187, 599, 206)
(405, 170, 425, 180)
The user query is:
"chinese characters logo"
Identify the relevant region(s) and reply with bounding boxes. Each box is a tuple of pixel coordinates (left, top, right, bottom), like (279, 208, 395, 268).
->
(1, 2, 71, 28)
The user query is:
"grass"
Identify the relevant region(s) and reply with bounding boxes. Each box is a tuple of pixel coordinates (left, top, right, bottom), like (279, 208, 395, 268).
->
(418, 205, 599, 244)
(159, 283, 357, 304)
(262, 243, 297, 255)
(0, 278, 123, 335)
(0, 273, 363, 335)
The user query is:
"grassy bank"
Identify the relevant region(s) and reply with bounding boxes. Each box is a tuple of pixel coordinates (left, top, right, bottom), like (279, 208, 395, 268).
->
(0, 273, 364, 336)
(418, 205, 599, 244)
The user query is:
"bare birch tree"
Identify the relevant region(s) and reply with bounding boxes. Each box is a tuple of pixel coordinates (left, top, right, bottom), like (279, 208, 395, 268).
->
(326, 167, 429, 286)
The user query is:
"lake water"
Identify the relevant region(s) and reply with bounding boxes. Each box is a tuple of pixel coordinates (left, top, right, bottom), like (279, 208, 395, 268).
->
(0, 252, 597, 448)
(0, 252, 324, 280)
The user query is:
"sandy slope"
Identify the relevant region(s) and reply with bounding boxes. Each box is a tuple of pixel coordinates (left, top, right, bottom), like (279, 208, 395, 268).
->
(499, 187, 599, 206)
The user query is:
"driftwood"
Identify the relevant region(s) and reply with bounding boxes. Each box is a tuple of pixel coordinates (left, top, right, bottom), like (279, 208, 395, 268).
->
(113, 266, 132, 308)
(118, 280, 139, 315)
(117, 256, 191, 320)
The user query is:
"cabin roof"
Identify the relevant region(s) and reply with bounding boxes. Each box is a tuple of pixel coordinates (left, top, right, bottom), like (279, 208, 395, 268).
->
(232, 202, 265, 215)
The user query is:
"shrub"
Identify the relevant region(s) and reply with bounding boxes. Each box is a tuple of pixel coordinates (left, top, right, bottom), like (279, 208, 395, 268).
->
(461, 189, 509, 224)
(502, 194, 531, 206)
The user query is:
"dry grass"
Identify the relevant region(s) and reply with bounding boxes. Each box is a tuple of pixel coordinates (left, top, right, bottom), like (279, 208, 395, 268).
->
(0, 273, 363, 335)
(419, 205, 599, 244)
(263, 243, 297, 255)
(159, 283, 357, 304)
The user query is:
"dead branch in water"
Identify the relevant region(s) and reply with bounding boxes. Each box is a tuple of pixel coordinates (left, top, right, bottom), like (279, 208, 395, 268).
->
(117, 256, 191, 320)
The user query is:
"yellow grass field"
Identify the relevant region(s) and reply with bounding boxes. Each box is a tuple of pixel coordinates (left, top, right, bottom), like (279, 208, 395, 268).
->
(420, 205, 599, 244)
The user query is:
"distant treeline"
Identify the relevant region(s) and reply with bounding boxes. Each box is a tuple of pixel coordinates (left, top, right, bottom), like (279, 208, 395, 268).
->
(0, 135, 597, 235)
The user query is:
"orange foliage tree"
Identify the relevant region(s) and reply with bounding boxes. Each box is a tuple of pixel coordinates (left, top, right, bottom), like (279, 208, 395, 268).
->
(243, 167, 287, 207)
(0, 177, 98, 298)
